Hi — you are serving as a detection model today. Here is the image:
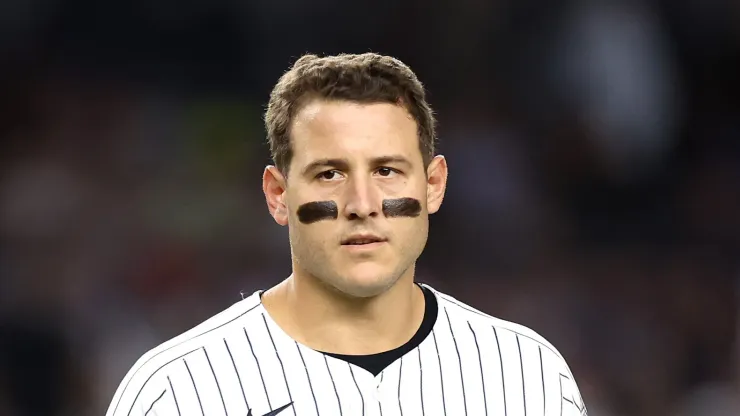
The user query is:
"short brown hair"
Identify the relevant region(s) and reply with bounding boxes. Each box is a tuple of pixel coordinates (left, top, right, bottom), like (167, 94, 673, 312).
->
(264, 53, 437, 175)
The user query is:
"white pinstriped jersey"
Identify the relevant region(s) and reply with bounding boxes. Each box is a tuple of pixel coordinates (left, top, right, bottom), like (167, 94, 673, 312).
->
(106, 284, 587, 416)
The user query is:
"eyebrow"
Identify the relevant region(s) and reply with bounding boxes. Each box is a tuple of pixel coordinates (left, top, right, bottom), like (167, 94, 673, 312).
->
(301, 155, 413, 176)
(372, 155, 412, 169)
(301, 158, 350, 176)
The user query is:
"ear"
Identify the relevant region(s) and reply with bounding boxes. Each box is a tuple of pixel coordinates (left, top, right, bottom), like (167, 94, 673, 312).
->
(263, 165, 289, 226)
(426, 155, 448, 215)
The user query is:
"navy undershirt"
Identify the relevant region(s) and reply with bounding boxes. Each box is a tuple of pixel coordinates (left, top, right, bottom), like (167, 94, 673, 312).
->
(322, 284, 438, 376)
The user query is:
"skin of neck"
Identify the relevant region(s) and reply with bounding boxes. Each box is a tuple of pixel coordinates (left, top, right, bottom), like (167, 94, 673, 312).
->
(261, 263, 426, 356)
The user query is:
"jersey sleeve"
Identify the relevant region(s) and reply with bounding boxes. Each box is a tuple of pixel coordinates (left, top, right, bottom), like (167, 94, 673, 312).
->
(559, 362, 587, 416)
(105, 359, 177, 416)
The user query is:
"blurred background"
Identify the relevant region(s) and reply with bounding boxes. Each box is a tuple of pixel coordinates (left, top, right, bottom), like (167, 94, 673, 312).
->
(1, 0, 739, 415)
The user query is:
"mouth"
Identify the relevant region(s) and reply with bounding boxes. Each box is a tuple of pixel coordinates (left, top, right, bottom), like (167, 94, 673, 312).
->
(341, 235, 387, 246)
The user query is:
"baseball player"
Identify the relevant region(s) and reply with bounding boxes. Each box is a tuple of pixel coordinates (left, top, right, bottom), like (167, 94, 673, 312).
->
(106, 52, 587, 416)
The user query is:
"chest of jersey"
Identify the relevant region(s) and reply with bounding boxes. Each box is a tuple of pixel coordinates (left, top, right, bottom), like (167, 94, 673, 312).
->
(156, 329, 580, 416)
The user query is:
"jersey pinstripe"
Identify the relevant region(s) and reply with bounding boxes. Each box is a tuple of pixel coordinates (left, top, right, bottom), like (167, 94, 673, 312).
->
(106, 284, 586, 416)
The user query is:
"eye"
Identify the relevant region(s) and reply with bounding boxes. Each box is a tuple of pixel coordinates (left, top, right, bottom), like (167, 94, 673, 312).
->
(376, 167, 398, 177)
(317, 170, 342, 181)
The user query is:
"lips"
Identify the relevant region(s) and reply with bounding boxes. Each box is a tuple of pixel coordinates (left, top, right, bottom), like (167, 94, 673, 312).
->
(341, 234, 386, 245)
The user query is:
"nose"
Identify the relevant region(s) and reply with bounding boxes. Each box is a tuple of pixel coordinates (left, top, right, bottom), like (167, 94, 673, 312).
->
(343, 175, 381, 220)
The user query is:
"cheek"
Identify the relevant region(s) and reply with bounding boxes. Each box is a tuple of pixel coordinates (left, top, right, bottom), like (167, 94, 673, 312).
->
(378, 176, 418, 197)
(290, 220, 337, 247)
(390, 215, 429, 243)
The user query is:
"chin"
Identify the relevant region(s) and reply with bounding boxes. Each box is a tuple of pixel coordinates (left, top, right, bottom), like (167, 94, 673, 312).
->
(333, 264, 400, 298)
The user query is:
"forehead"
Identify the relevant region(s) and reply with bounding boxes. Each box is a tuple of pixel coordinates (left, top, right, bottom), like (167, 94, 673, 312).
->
(290, 100, 420, 165)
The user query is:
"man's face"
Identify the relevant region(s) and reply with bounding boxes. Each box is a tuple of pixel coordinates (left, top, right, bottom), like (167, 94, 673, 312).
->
(263, 100, 447, 298)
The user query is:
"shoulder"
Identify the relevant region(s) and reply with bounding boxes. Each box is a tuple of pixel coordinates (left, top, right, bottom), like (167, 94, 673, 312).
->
(425, 284, 575, 372)
(105, 291, 264, 416)
(426, 285, 561, 354)
(425, 284, 587, 414)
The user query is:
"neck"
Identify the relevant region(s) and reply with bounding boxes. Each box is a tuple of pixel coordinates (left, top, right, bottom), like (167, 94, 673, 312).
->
(261, 266, 425, 355)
